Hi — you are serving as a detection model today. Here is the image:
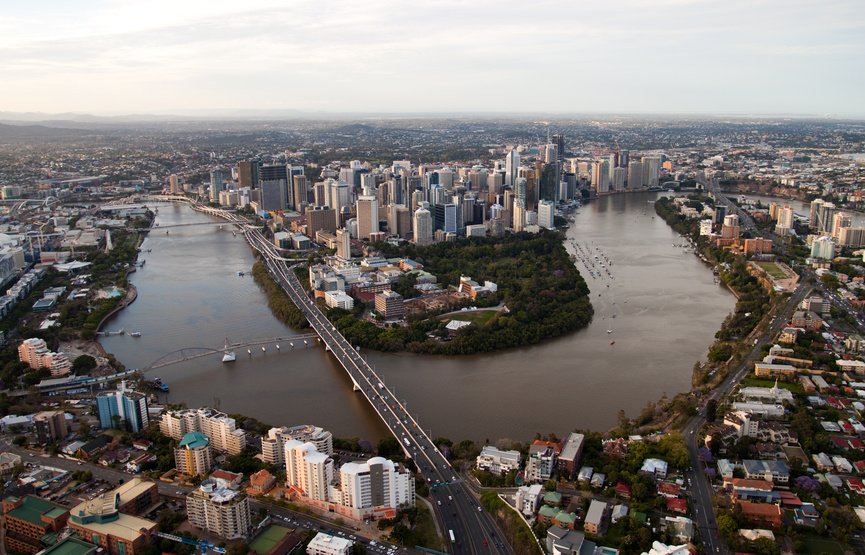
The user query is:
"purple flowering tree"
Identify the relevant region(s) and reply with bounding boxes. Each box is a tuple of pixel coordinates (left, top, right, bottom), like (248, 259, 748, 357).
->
(794, 475, 820, 492)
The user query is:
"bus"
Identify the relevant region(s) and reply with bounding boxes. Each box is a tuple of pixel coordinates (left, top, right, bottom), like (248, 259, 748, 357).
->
(449, 530, 455, 544)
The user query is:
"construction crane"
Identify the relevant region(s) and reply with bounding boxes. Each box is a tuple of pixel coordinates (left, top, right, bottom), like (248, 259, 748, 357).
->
(148, 530, 227, 555)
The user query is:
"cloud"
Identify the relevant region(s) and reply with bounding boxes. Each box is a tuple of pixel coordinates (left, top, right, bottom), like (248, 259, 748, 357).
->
(0, 0, 863, 114)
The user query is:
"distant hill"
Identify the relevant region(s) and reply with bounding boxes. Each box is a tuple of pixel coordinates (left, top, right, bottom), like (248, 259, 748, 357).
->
(0, 122, 88, 139)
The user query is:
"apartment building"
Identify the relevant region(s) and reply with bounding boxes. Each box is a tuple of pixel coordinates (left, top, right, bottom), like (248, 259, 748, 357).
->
(262, 425, 334, 467)
(67, 494, 156, 555)
(187, 478, 251, 540)
(160, 407, 246, 455)
(175, 432, 214, 477)
(476, 446, 521, 476)
(2, 496, 69, 554)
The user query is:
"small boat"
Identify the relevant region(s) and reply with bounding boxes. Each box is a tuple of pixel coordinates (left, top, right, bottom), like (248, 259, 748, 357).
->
(153, 378, 169, 392)
(247, 349, 252, 355)
(129, 331, 141, 337)
(290, 342, 294, 348)
(222, 350, 236, 362)
(607, 329, 613, 334)
(238, 271, 244, 276)
(610, 340, 615, 345)
(262, 346, 266, 352)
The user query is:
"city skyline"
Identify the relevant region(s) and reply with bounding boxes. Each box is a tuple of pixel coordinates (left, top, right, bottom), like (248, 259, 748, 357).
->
(1, 0, 864, 118)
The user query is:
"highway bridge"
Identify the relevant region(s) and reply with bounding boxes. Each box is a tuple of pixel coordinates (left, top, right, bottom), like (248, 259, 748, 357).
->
(200, 206, 512, 555)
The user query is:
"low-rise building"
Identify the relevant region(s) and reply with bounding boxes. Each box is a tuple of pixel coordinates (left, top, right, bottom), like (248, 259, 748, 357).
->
(307, 533, 353, 555)
(113, 478, 159, 516)
(67, 494, 157, 555)
(584, 500, 607, 536)
(2, 495, 69, 554)
(742, 460, 789, 484)
(476, 446, 521, 476)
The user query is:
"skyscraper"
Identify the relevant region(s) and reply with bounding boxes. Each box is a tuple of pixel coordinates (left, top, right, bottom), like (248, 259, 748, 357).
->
(433, 203, 457, 234)
(336, 229, 351, 260)
(238, 161, 260, 189)
(291, 175, 308, 211)
(357, 195, 379, 241)
(627, 161, 643, 188)
(505, 149, 520, 188)
(592, 161, 610, 194)
(413, 208, 433, 245)
(209, 169, 223, 203)
(538, 200, 555, 229)
(169, 174, 180, 194)
(642, 157, 661, 187)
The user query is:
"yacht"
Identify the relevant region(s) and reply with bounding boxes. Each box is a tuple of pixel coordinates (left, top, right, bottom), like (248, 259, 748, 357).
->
(222, 350, 236, 362)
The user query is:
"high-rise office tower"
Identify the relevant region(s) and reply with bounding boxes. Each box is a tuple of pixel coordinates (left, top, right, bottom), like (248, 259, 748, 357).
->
(627, 161, 643, 188)
(488, 172, 504, 196)
(357, 195, 379, 241)
(545, 144, 558, 164)
(619, 150, 629, 168)
(816, 202, 836, 233)
(169, 174, 180, 194)
(413, 208, 433, 245)
(553, 135, 565, 162)
(505, 149, 520, 188)
(238, 161, 260, 189)
(209, 169, 223, 202)
(330, 181, 351, 219)
(433, 203, 457, 233)
(514, 178, 527, 202)
(360, 173, 376, 195)
(538, 162, 557, 202)
(260, 165, 289, 211)
(336, 229, 351, 260)
(292, 175, 308, 211)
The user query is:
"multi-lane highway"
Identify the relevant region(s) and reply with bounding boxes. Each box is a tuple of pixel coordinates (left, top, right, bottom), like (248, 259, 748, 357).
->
(210, 210, 511, 555)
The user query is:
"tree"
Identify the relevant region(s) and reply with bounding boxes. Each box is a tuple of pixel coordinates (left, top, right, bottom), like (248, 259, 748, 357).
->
(705, 399, 718, 423)
(225, 543, 249, 555)
(72, 355, 97, 374)
(544, 480, 557, 492)
(717, 514, 738, 537)
(754, 537, 779, 555)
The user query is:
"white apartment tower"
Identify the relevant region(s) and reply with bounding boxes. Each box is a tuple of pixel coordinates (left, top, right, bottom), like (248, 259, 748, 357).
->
(335, 457, 415, 515)
(284, 440, 333, 502)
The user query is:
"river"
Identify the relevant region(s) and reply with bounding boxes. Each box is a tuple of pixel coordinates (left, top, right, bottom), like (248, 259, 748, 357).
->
(100, 193, 734, 444)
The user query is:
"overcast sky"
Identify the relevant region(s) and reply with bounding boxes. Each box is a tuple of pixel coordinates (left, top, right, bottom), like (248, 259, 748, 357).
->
(1, 0, 863, 117)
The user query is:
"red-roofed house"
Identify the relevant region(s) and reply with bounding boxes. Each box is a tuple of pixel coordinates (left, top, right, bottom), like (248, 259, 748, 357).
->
(737, 501, 783, 529)
(779, 491, 802, 508)
(658, 482, 681, 498)
(849, 439, 865, 451)
(839, 421, 855, 433)
(615, 483, 631, 498)
(831, 436, 851, 451)
(855, 460, 865, 474)
(666, 498, 688, 514)
(210, 469, 243, 488)
(848, 479, 865, 495)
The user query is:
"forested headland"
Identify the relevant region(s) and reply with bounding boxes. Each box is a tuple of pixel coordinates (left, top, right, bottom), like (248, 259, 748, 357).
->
(325, 231, 594, 355)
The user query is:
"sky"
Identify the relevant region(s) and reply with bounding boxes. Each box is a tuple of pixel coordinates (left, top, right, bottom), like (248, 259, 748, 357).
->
(1, 0, 864, 117)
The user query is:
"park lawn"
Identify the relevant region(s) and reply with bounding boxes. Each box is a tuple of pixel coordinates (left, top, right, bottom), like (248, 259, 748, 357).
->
(800, 536, 845, 555)
(448, 309, 498, 326)
(741, 376, 804, 394)
(756, 261, 787, 279)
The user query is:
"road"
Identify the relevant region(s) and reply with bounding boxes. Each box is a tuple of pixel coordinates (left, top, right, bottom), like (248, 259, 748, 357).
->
(216, 211, 511, 555)
(681, 270, 814, 555)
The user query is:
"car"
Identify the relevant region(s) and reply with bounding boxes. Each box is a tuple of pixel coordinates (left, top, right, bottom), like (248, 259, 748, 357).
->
(478, 506, 482, 512)
(483, 541, 487, 546)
